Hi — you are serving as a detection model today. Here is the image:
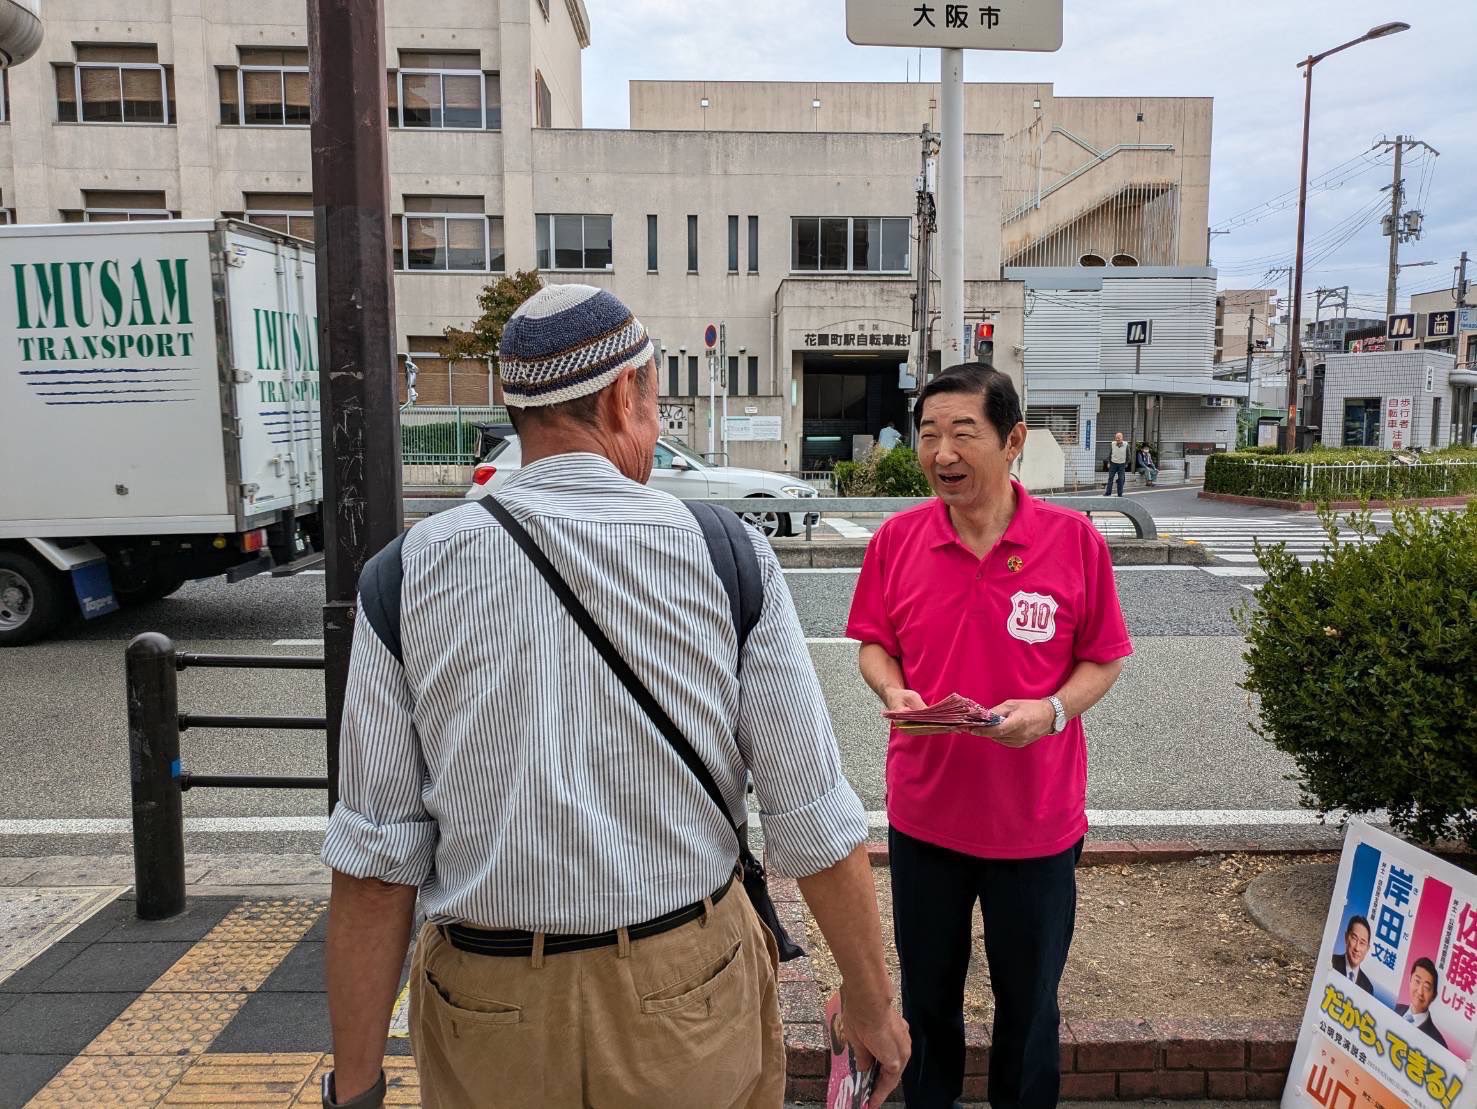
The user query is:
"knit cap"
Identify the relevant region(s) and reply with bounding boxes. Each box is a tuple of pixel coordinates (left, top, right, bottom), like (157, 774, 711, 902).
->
(497, 284, 654, 408)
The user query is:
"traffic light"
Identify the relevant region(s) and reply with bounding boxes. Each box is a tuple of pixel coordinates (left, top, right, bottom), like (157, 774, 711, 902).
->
(974, 321, 995, 362)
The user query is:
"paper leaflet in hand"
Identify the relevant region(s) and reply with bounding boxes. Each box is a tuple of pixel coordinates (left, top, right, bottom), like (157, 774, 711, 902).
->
(824, 991, 880, 1109)
(882, 692, 1004, 733)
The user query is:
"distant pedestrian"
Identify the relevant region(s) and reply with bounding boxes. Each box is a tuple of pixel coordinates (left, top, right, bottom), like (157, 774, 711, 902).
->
(878, 421, 903, 451)
(1136, 443, 1158, 486)
(1105, 432, 1129, 496)
(848, 364, 1132, 1109)
(321, 285, 908, 1109)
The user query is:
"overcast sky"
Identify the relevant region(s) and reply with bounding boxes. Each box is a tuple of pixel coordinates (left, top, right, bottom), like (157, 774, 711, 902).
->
(583, 0, 1476, 316)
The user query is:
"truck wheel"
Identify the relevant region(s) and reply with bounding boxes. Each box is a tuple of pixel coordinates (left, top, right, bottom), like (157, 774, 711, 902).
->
(0, 551, 65, 647)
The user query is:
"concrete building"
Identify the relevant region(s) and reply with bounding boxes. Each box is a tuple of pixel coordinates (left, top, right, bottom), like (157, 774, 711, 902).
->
(1214, 289, 1276, 364)
(1316, 350, 1462, 449)
(0, 1, 1214, 476)
(1305, 314, 1383, 354)
(1008, 267, 1242, 486)
(1410, 287, 1476, 444)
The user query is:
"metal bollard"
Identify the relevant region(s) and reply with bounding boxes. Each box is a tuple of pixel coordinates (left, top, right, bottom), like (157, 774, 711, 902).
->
(126, 633, 186, 920)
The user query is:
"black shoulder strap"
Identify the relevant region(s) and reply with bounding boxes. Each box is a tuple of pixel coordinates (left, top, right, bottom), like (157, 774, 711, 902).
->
(358, 532, 408, 664)
(686, 502, 764, 662)
(480, 496, 740, 838)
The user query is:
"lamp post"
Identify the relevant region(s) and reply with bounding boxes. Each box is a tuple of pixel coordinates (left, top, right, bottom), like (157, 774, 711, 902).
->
(1284, 20, 1410, 452)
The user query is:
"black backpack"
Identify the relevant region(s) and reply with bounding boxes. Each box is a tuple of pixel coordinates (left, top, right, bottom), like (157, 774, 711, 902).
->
(358, 499, 762, 666)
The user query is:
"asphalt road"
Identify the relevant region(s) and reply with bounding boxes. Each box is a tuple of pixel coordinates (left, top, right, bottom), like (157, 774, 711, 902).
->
(0, 536, 1343, 859)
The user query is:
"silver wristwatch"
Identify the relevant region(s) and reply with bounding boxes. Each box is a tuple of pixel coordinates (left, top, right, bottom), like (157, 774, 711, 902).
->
(1046, 695, 1067, 735)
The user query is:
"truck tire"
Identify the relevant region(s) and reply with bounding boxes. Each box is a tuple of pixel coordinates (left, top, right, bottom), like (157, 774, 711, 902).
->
(0, 551, 66, 648)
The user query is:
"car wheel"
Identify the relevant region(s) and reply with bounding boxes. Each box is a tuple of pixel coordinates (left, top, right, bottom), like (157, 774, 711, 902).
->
(740, 495, 784, 538)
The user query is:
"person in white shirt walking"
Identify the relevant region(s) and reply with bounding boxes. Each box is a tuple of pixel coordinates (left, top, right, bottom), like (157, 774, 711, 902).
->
(1105, 433, 1129, 497)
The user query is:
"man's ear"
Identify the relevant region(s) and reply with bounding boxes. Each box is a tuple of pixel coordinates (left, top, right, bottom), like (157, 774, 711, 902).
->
(602, 365, 640, 433)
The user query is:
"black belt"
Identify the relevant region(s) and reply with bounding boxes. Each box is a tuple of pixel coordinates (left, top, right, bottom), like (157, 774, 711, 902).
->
(442, 872, 736, 958)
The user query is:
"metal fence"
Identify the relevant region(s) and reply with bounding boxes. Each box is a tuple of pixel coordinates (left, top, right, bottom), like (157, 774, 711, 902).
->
(400, 405, 509, 464)
(1226, 459, 1477, 500)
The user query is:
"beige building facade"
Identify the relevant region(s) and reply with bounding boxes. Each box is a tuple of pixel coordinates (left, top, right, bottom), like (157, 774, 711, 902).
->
(1, 1, 1212, 475)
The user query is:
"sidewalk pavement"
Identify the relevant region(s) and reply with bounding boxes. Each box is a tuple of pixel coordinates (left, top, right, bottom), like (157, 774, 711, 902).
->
(2, 848, 1302, 1106)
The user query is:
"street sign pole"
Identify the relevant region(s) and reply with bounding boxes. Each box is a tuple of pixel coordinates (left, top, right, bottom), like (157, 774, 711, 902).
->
(308, 0, 402, 811)
(939, 47, 965, 369)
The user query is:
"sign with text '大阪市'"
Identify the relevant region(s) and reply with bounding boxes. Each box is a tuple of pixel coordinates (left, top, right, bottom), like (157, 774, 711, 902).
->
(846, 0, 1062, 51)
(1283, 819, 1477, 1109)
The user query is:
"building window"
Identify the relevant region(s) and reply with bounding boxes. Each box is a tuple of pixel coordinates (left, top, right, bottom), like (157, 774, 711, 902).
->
(61, 189, 172, 222)
(242, 193, 315, 241)
(727, 355, 739, 395)
(687, 355, 698, 397)
(394, 197, 502, 272)
(534, 70, 552, 129)
(387, 52, 499, 130)
(790, 216, 910, 273)
(728, 216, 739, 274)
(0, 68, 9, 123)
(667, 355, 680, 397)
(218, 48, 308, 126)
(56, 45, 174, 125)
(687, 215, 698, 273)
(1025, 405, 1080, 446)
(747, 216, 759, 274)
(647, 214, 658, 272)
(535, 214, 612, 271)
(747, 355, 759, 396)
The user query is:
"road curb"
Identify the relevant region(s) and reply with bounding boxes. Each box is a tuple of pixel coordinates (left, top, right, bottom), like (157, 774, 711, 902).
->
(1198, 491, 1476, 511)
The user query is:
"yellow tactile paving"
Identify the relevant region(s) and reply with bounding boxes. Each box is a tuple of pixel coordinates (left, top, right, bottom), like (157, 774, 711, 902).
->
(160, 1053, 323, 1105)
(82, 993, 249, 1057)
(27, 899, 329, 1108)
(26, 1055, 194, 1106)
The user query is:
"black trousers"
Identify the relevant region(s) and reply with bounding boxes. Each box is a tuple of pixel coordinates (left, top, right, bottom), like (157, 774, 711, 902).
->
(889, 827, 1082, 1109)
(1105, 462, 1127, 496)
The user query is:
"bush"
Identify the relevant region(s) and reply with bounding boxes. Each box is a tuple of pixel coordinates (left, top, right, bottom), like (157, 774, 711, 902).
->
(1237, 505, 1477, 846)
(833, 446, 930, 497)
(1205, 448, 1477, 501)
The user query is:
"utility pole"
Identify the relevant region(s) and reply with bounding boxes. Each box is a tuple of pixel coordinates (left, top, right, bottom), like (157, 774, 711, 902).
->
(912, 125, 939, 385)
(308, 0, 403, 809)
(1456, 251, 1470, 307)
(1375, 135, 1439, 323)
(1244, 308, 1256, 410)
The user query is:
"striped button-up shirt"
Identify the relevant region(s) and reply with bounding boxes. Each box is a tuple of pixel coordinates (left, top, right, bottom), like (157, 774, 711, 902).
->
(322, 452, 867, 933)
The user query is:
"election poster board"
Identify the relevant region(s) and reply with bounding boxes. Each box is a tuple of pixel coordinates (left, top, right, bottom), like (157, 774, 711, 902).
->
(1283, 820, 1477, 1109)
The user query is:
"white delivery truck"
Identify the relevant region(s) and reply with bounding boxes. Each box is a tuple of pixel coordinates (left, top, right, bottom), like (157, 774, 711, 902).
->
(0, 219, 325, 645)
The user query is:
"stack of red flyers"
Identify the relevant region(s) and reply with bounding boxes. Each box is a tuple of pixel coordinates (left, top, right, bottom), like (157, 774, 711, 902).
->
(881, 693, 1004, 734)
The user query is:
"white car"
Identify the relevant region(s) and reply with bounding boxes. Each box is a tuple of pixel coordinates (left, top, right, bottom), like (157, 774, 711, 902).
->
(465, 434, 820, 537)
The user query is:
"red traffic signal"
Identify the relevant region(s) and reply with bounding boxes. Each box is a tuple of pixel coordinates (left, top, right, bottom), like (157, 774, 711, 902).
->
(974, 322, 995, 341)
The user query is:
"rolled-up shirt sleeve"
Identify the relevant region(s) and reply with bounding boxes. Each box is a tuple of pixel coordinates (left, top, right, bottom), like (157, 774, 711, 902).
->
(736, 535, 867, 879)
(321, 607, 437, 887)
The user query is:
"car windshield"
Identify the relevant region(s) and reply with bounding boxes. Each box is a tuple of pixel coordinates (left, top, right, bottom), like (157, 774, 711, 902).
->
(662, 438, 708, 469)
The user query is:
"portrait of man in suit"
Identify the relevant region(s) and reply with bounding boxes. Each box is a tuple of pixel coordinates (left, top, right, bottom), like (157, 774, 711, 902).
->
(1395, 958, 1448, 1050)
(1331, 915, 1374, 993)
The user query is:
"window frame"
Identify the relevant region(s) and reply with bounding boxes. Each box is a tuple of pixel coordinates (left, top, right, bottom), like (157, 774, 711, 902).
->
(396, 209, 503, 273)
(0, 67, 8, 124)
(390, 64, 497, 130)
(229, 59, 310, 127)
(747, 215, 759, 274)
(686, 214, 698, 274)
(77, 207, 174, 222)
(647, 214, 658, 273)
(535, 213, 613, 272)
(243, 206, 316, 242)
(1024, 405, 1081, 447)
(728, 215, 739, 274)
(64, 60, 172, 125)
(789, 216, 911, 275)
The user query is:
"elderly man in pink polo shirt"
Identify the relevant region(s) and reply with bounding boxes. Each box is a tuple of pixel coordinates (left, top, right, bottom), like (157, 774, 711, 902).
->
(848, 364, 1132, 1109)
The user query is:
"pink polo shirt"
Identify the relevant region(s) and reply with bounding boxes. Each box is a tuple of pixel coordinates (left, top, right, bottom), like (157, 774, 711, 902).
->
(846, 483, 1132, 860)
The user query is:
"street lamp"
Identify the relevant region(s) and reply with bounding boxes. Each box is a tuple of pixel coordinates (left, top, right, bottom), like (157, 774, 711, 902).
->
(1284, 20, 1411, 452)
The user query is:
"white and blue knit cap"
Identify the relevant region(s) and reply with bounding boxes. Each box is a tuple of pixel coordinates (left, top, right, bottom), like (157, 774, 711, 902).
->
(498, 284, 654, 408)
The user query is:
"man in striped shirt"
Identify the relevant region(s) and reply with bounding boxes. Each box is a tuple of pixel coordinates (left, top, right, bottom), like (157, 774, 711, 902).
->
(320, 285, 908, 1109)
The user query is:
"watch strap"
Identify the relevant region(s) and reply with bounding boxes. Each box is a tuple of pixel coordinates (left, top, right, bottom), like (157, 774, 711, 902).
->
(1046, 695, 1067, 734)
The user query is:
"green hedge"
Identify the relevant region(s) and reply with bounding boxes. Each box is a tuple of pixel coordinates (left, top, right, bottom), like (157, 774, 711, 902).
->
(833, 445, 931, 497)
(1205, 448, 1477, 501)
(1238, 506, 1477, 846)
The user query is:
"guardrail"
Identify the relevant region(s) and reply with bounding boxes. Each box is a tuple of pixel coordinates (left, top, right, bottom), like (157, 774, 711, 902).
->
(126, 633, 329, 920)
(1207, 457, 1477, 501)
(403, 495, 1159, 540)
